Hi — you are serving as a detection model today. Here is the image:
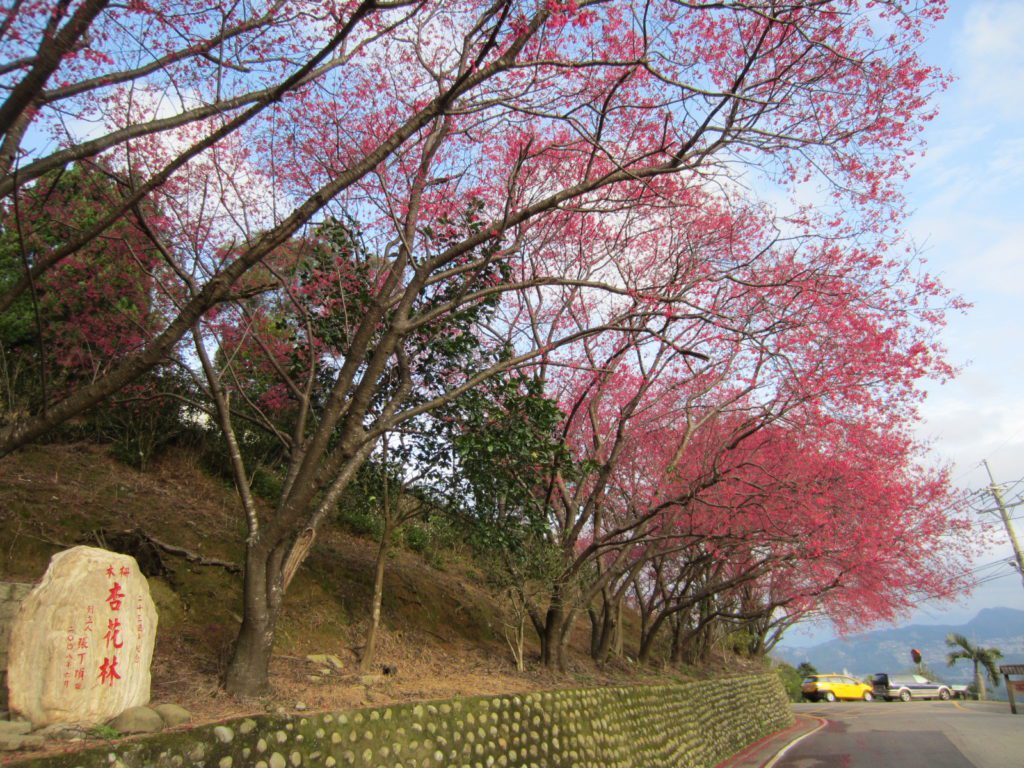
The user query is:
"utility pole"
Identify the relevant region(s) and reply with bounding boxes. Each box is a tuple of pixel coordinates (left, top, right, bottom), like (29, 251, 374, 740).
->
(983, 460, 1024, 591)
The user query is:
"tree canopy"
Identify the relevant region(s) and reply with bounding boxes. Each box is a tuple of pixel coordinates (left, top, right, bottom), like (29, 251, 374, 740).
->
(0, 0, 976, 694)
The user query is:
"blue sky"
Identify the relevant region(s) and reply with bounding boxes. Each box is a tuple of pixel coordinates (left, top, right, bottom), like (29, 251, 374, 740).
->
(783, 0, 1024, 647)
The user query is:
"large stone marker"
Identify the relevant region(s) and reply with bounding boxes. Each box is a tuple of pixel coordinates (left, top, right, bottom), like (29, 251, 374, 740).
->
(0, 581, 34, 710)
(7, 546, 159, 727)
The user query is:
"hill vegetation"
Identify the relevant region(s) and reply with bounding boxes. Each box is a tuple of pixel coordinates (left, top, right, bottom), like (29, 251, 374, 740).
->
(1, 440, 767, 724)
(0, 0, 977, 708)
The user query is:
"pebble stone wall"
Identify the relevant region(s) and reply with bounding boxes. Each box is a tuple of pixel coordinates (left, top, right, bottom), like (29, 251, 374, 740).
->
(16, 673, 792, 768)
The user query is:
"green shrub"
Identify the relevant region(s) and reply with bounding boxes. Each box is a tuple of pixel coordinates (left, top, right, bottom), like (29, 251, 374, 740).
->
(87, 724, 121, 740)
(404, 524, 430, 553)
(338, 505, 384, 539)
(774, 661, 805, 702)
(250, 465, 283, 501)
(424, 511, 468, 552)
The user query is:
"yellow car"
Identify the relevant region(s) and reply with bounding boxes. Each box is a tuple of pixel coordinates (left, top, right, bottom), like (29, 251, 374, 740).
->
(801, 674, 874, 702)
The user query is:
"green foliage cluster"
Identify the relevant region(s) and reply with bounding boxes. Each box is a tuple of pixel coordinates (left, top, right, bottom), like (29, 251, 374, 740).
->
(402, 524, 430, 553)
(796, 662, 818, 677)
(435, 375, 574, 583)
(337, 504, 384, 540)
(0, 165, 195, 469)
(724, 628, 760, 657)
(774, 661, 806, 702)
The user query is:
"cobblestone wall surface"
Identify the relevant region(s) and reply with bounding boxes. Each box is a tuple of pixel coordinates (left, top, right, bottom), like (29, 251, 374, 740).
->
(11, 673, 792, 768)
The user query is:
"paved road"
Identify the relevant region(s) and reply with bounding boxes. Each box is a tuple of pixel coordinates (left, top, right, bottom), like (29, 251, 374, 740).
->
(774, 701, 1024, 768)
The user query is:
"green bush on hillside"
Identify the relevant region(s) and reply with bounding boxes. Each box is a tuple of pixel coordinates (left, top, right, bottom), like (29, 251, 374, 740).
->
(775, 661, 805, 702)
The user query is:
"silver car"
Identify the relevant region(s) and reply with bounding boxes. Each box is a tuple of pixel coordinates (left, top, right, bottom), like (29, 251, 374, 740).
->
(871, 672, 953, 701)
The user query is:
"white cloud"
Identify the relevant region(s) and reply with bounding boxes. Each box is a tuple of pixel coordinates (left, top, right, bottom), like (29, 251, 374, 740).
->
(907, 128, 1024, 209)
(912, 213, 1024, 299)
(957, 1, 1024, 118)
(920, 389, 1024, 473)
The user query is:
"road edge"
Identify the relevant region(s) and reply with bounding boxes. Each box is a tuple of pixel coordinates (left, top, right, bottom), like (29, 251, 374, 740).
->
(717, 713, 826, 768)
(762, 714, 827, 767)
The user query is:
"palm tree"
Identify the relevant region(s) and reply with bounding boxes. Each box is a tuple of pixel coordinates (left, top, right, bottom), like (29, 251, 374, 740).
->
(946, 633, 1003, 701)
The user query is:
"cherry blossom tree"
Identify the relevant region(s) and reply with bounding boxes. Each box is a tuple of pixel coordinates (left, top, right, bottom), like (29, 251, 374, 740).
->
(626, 419, 971, 665)
(1, 0, 951, 452)
(0, 162, 174, 459)
(487, 201, 969, 668)
(0, 0, 962, 693)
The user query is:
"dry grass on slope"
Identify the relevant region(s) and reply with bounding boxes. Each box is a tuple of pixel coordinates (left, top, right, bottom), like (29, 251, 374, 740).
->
(0, 442, 754, 732)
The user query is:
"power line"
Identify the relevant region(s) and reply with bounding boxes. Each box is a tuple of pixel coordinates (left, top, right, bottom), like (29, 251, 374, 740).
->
(965, 558, 1016, 575)
(969, 571, 1017, 589)
(1002, 474, 1024, 496)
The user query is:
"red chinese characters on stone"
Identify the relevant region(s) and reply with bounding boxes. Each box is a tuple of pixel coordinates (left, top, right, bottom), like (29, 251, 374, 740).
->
(103, 618, 124, 650)
(61, 609, 92, 692)
(133, 594, 145, 665)
(98, 564, 129, 685)
(105, 583, 125, 612)
(63, 621, 75, 690)
(98, 656, 121, 686)
(75, 605, 96, 691)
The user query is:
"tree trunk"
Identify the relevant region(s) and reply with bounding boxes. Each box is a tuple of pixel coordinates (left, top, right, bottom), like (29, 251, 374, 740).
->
(750, 628, 767, 657)
(692, 612, 718, 665)
(540, 603, 564, 668)
(535, 584, 570, 670)
(224, 539, 286, 696)
(637, 610, 670, 665)
(588, 604, 602, 659)
(974, 663, 986, 701)
(505, 591, 527, 673)
(612, 598, 624, 659)
(556, 607, 574, 673)
(360, 518, 392, 673)
(669, 614, 684, 664)
(634, 577, 650, 646)
(592, 593, 618, 665)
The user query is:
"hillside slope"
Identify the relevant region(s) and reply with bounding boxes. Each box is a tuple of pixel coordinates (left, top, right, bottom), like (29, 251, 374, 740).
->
(0, 442, 723, 725)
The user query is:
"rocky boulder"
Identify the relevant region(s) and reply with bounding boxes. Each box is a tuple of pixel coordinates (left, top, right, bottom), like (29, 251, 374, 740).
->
(7, 546, 159, 727)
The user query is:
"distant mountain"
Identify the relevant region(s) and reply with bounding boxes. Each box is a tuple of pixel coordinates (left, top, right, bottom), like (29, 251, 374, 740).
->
(773, 607, 1024, 691)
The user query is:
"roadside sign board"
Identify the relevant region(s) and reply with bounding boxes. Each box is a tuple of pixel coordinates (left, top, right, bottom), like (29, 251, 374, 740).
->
(1001, 665, 1024, 714)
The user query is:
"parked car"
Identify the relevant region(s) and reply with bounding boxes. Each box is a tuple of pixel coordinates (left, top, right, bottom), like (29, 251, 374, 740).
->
(871, 673, 953, 701)
(801, 674, 875, 702)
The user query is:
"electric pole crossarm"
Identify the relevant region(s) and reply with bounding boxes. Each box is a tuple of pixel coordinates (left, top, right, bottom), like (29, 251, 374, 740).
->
(984, 460, 1024, 591)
